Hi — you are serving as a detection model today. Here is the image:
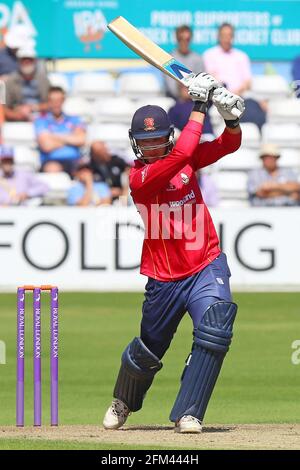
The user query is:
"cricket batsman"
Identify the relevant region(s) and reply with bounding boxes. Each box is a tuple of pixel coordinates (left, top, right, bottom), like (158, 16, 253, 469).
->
(103, 73, 245, 433)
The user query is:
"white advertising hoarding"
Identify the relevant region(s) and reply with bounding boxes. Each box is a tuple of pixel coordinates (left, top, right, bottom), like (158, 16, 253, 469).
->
(0, 207, 299, 291)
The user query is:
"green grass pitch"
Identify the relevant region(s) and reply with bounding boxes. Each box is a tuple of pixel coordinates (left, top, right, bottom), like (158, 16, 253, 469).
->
(0, 291, 299, 449)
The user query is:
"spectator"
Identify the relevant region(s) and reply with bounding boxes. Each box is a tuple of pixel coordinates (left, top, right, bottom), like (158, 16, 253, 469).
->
(203, 23, 266, 130)
(0, 29, 22, 79)
(248, 144, 300, 206)
(197, 170, 220, 207)
(203, 23, 251, 96)
(67, 160, 112, 206)
(4, 47, 50, 122)
(35, 86, 86, 175)
(164, 25, 204, 99)
(0, 145, 48, 206)
(168, 83, 214, 136)
(90, 141, 130, 200)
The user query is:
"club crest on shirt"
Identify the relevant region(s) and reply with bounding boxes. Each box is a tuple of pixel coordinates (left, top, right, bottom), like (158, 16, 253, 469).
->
(181, 172, 190, 185)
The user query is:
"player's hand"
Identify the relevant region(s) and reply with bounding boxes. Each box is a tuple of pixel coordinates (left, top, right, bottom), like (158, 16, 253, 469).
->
(212, 87, 245, 124)
(184, 72, 220, 102)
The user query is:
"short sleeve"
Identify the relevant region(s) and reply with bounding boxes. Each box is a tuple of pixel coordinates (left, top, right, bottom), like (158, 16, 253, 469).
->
(247, 170, 261, 196)
(96, 183, 111, 199)
(34, 117, 49, 136)
(67, 184, 83, 205)
(70, 116, 86, 130)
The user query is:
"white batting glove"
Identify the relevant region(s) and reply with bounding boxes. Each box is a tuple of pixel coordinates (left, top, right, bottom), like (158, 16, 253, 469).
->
(183, 72, 220, 103)
(212, 87, 245, 124)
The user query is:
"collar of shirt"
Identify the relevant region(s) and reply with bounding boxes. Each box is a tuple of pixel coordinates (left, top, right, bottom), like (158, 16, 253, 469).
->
(217, 45, 234, 55)
(45, 112, 68, 124)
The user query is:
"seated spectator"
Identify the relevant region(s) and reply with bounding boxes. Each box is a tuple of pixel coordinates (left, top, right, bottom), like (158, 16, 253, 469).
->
(203, 23, 251, 96)
(197, 170, 219, 207)
(203, 23, 266, 130)
(0, 145, 48, 206)
(248, 144, 300, 206)
(67, 160, 111, 206)
(4, 47, 50, 121)
(35, 86, 86, 175)
(168, 83, 213, 136)
(90, 141, 130, 200)
(164, 25, 204, 99)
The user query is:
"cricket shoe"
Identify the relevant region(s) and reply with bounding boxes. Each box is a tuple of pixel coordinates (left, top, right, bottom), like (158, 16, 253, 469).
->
(175, 415, 202, 434)
(103, 399, 131, 430)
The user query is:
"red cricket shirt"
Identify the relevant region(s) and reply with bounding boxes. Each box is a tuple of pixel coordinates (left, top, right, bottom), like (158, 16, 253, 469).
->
(129, 120, 241, 281)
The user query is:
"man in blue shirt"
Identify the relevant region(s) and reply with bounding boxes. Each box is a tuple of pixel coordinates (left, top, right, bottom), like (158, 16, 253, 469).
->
(67, 160, 112, 206)
(35, 86, 86, 175)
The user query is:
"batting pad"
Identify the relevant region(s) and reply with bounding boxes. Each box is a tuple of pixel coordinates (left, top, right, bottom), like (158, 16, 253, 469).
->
(170, 302, 237, 422)
(114, 337, 163, 412)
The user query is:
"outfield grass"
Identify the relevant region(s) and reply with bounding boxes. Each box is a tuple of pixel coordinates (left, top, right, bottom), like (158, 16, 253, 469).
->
(0, 292, 299, 449)
(0, 439, 189, 450)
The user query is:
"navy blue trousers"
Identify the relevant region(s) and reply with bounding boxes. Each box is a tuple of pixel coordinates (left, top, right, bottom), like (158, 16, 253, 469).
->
(141, 253, 232, 359)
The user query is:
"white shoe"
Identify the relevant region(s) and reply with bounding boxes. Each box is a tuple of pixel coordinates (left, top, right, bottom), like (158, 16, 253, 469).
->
(103, 399, 131, 430)
(175, 415, 202, 434)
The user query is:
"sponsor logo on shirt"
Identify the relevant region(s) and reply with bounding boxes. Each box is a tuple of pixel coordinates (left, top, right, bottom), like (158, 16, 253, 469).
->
(169, 189, 196, 208)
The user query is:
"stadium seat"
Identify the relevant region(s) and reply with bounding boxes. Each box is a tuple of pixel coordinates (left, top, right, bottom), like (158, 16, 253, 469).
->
(87, 123, 129, 149)
(118, 72, 162, 99)
(63, 96, 93, 122)
(251, 75, 290, 101)
(49, 73, 70, 93)
(217, 148, 260, 171)
(279, 148, 300, 169)
(136, 96, 176, 112)
(239, 123, 261, 148)
(14, 146, 40, 171)
(37, 172, 72, 204)
(262, 123, 300, 148)
(213, 171, 248, 200)
(72, 73, 116, 100)
(92, 97, 137, 124)
(2, 122, 36, 147)
(267, 99, 300, 124)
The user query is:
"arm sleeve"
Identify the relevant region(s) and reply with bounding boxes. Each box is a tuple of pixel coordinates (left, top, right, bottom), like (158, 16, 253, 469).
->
(191, 128, 242, 171)
(129, 120, 203, 199)
(97, 183, 111, 198)
(34, 118, 49, 136)
(72, 116, 86, 130)
(5, 80, 14, 108)
(67, 185, 81, 205)
(247, 171, 260, 196)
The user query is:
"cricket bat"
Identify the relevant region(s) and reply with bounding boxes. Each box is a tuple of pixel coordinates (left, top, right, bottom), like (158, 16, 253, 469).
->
(107, 16, 241, 117)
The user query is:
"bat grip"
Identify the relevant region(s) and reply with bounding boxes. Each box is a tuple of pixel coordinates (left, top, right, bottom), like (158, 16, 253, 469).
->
(231, 107, 242, 118)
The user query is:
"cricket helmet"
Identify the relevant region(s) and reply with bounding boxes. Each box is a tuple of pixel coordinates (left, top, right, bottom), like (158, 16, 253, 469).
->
(129, 105, 174, 162)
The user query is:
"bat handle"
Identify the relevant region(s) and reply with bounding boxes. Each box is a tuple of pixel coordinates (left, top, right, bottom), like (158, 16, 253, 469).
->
(231, 107, 242, 118)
